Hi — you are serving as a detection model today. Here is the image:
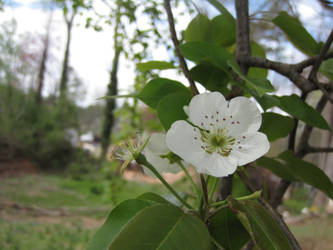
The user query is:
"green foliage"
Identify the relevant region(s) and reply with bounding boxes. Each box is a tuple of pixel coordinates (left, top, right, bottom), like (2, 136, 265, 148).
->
(137, 78, 190, 108)
(88, 199, 211, 250)
(189, 62, 230, 95)
(248, 41, 268, 78)
(228, 60, 275, 96)
(209, 207, 250, 250)
(272, 11, 320, 56)
(277, 95, 330, 130)
(319, 58, 333, 82)
(137, 60, 175, 71)
(185, 14, 211, 43)
(227, 199, 293, 250)
(180, 41, 232, 72)
(256, 157, 297, 181)
(260, 112, 295, 141)
(211, 14, 236, 47)
(279, 151, 333, 199)
(0, 85, 80, 169)
(156, 92, 192, 130)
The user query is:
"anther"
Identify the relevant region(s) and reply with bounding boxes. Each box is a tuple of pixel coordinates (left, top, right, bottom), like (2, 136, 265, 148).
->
(242, 136, 246, 139)
(205, 115, 208, 119)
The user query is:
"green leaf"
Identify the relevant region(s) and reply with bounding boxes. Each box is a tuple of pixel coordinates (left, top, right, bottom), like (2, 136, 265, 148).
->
(227, 199, 293, 250)
(228, 60, 274, 96)
(319, 58, 333, 82)
(209, 207, 250, 250)
(189, 62, 230, 94)
(180, 41, 233, 73)
(277, 94, 330, 130)
(255, 94, 280, 111)
(137, 192, 170, 204)
(156, 92, 192, 130)
(260, 112, 295, 141)
(206, 0, 235, 22)
(87, 199, 153, 250)
(137, 78, 190, 108)
(256, 157, 297, 181)
(272, 11, 320, 56)
(248, 42, 268, 78)
(185, 14, 211, 42)
(90, 201, 211, 250)
(211, 14, 236, 47)
(137, 61, 175, 71)
(279, 151, 333, 199)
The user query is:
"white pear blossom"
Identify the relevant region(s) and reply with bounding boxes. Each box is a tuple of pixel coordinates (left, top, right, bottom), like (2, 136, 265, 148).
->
(143, 133, 182, 177)
(165, 92, 270, 177)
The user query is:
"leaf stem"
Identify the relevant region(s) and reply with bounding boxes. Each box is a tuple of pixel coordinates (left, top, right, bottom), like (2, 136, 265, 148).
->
(210, 190, 262, 207)
(177, 162, 200, 198)
(210, 235, 224, 250)
(136, 153, 193, 209)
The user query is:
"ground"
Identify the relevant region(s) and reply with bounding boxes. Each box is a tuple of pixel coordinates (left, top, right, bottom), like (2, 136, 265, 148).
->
(0, 174, 333, 250)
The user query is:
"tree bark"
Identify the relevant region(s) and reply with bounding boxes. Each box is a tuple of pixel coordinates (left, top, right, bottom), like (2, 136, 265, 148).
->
(59, 11, 76, 99)
(36, 12, 53, 104)
(101, 47, 121, 158)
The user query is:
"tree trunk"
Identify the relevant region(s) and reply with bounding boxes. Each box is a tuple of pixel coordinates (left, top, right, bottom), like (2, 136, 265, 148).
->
(59, 11, 76, 99)
(36, 12, 53, 104)
(101, 47, 121, 158)
(314, 103, 333, 206)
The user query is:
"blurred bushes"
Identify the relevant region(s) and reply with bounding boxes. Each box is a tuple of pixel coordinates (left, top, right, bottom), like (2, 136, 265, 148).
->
(0, 84, 88, 170)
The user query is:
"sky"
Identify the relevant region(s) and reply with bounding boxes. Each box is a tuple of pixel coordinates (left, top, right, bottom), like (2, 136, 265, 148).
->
(0, 0, 329, 106)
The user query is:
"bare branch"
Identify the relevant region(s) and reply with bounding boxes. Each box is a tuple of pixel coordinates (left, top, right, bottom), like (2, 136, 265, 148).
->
(245, 57, 316, 92)
(235, 0, 251, 73)
(295, 51, 333, 72)
(307, 146, 333, 153)
(163, 0, 199, 95)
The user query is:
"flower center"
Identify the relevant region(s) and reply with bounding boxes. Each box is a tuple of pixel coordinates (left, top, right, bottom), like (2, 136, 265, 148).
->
(200, 128, 235, 156)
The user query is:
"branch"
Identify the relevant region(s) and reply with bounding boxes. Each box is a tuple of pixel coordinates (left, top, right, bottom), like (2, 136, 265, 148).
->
(307, 146, 333, 153)
(163, 0, 199, 95)
(245, 57, 316, 92)
(308, 29, 333, 104)
(235, 0, 251, 73)
(295, 51, 333, 72)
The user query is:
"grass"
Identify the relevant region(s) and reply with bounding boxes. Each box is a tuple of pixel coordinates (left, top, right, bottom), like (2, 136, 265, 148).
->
(289, 216, 333, 250)
(0, 173, 192, 249)
(1, 174, 332, 249)
(0, 219, 94, 250)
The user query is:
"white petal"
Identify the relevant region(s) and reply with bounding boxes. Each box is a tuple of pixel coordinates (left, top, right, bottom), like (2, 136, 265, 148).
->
(166, 120, 237, 177)
(183, 105, 189, 116)
(166, 120, 207, 169)
(188, 92, 228, 130)
(143, 148, 181, 177)
(195, 153, 237, 177)
(146, 133, 169, 155)
(225, 97, 262, 135)
(230, 132, 270, 166)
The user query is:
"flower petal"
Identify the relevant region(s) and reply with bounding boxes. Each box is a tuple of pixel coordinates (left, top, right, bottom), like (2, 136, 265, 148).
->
(143, 133, 182, 177)
(195, 153, 237, 177)
(230, 132, 270, 166)
(225, 97, 262, 135)
(188, 92, 228, 130)
(166, 120, 237, 177)
(146, 133, 169, 155)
